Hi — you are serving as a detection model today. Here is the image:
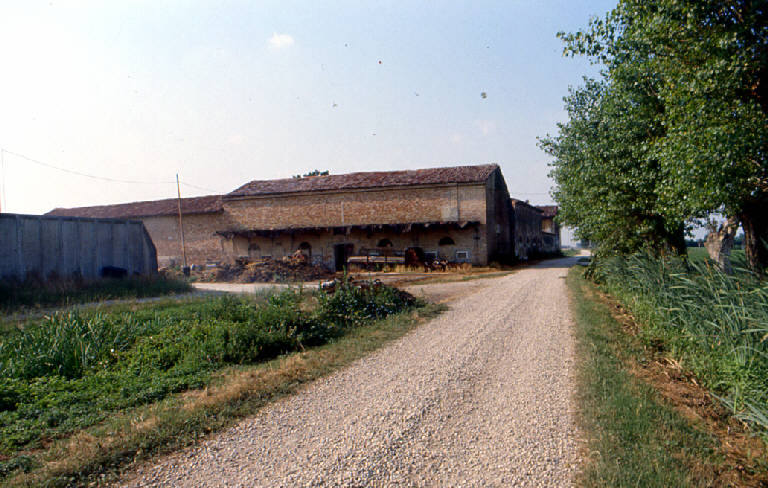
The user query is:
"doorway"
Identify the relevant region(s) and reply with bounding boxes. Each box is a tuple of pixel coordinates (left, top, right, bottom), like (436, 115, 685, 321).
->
(334, 243, 353, 271)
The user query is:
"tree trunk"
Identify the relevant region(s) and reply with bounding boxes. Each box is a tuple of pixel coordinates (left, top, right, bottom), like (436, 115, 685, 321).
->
(704, 216, 739, 274)
(739, 200, 768, 275)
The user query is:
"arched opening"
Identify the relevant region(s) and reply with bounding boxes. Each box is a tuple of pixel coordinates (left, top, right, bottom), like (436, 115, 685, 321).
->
(438, 236, 455, 246)
(377, 238, 393, 248)
(298, 242, 311, 260)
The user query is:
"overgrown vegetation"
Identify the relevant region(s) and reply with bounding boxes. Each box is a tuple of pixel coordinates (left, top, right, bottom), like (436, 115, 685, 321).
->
(568, 267, 719, 487)
(0, 282, 420, 483)
(0, 275, 191, 312)
(591, 254, 768, 435)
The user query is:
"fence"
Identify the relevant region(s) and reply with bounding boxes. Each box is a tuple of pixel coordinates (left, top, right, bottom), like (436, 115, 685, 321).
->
(0, 213, 157, 280)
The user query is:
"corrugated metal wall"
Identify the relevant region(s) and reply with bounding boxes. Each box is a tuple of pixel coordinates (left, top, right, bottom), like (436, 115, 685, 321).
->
(0, 214, 157, 280)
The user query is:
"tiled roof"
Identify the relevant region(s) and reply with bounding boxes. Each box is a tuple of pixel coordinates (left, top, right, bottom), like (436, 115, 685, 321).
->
(536, 205, 558, 218)
(510, 198, 543, 212)
(46, 195, 223, 219)
(228, 164, 498, 197)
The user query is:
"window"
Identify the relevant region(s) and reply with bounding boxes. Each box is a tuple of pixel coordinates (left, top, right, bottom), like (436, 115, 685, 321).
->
(438, 236, 455, 246)
(455, 250, 470, 261)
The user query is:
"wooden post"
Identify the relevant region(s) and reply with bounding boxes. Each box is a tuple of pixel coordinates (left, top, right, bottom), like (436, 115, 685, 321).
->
(176, 174, 188, 271)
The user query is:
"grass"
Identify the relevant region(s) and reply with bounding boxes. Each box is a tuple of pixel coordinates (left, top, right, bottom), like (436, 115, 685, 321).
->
(0, 282, 434, 486)
(591, 254, 768, 433)
(0, 275, 191, 313)
(568, 267, 721, 487)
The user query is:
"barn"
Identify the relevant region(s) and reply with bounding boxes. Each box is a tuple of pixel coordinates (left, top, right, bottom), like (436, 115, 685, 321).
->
(48, 164, 554, 269)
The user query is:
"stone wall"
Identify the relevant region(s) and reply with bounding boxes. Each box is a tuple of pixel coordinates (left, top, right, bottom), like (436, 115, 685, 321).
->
(0, 214, 157, 280)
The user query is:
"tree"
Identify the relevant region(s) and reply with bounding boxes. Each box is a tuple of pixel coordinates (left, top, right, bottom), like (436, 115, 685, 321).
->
(540, 78, 686, 257)
(554, 0, 768, 272)
(292, 170, 330, 179)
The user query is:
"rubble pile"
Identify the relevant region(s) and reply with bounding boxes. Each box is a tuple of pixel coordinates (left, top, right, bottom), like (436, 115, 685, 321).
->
(203, 252, 334, 283)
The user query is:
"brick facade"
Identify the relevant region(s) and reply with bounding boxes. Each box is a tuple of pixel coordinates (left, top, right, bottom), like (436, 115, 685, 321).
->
(48, 165, 559, 269)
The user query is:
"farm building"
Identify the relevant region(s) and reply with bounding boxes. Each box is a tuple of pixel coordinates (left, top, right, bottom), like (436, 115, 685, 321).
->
(510, 198, 543, 260)
(537, 205, 561, 254)
(49, 164, 557, 269)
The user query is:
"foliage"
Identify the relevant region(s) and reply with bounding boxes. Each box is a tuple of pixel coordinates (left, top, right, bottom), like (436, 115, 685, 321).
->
(543, 0, 768, 270)
(539, 77, 685, 256)
(292, 169, 330, 178)
(0, 284, 419, 479)
(0, 275, 191, 312)
(591, 253, 768, 432)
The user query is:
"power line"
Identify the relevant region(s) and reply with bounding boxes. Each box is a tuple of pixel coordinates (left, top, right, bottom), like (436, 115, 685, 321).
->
(2, 148, 175, 185)
(1, 147, 226, 194)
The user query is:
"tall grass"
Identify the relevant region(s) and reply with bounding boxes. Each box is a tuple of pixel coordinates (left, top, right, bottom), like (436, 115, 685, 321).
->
(0, 275, 191, 312)
(0, 281, 418, 479)
(592, 254, 768, 432)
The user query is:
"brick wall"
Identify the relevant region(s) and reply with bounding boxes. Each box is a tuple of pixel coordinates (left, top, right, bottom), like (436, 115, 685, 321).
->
(223, 184, 488, 230)
(142, 213, 235, 267)
(235, 224, 486, 267)
(511, 203, 543, 260)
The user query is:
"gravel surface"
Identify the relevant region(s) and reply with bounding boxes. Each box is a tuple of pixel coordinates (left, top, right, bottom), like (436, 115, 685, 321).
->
(121, 257, 580, 487)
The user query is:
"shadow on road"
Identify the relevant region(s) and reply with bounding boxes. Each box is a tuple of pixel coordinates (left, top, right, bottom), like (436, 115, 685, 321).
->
(530, 256, 584, 269)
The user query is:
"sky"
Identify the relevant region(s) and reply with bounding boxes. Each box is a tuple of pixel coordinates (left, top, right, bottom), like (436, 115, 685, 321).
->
(0, 0, 617, 216)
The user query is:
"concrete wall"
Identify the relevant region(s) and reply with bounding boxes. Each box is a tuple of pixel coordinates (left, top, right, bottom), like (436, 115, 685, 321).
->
(0, 214, 157, 280)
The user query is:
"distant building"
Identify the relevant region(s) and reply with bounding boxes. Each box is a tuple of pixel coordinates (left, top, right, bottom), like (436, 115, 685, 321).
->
(536, 205, 561, 254)
(50, 164, 550, 268)
(510, 199, 543, 260)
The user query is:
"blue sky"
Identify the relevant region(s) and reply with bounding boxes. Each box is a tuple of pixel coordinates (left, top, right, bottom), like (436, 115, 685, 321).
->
(0, 0, 616, 215)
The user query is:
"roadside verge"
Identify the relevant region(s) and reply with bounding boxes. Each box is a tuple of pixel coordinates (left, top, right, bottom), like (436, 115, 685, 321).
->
(567, 267, 767, 487)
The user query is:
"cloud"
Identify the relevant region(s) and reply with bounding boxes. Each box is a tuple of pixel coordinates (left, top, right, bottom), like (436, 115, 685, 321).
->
(268, 33, 295, 49)
(450, 133, 464, 145)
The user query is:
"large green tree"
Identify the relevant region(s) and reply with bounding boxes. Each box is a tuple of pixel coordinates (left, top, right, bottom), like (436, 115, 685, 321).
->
(550, 0, 768, 271)
(540, 77, 686, 257)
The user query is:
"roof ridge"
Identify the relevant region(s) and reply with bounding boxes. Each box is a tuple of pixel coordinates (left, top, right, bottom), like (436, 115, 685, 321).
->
(228, 163, 498, 198)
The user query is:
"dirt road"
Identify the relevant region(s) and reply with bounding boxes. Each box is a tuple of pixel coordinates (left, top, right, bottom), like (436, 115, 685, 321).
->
(122, 257, 580, 487)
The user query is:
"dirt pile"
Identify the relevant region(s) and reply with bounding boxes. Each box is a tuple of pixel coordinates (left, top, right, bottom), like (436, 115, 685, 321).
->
(202, 253, 334, 283)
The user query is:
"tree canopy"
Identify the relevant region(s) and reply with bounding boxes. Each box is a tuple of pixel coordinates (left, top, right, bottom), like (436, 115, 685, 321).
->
(542, 0, 768, 270)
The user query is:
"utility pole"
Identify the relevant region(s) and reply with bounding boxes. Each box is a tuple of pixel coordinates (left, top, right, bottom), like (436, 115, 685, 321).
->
(0, 148, 5, 213)
(176, 174, 188, 273)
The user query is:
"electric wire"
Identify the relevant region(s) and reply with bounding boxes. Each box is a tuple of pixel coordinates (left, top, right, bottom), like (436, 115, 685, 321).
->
(0, 148, 225, 194)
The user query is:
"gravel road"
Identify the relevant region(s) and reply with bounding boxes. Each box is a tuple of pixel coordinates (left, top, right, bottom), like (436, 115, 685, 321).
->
(121, 257, 580, 487)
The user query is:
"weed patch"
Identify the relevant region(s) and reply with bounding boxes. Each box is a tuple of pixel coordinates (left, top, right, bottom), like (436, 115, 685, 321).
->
(591, 254, 768, 433)
(0, 282, 423, 485)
